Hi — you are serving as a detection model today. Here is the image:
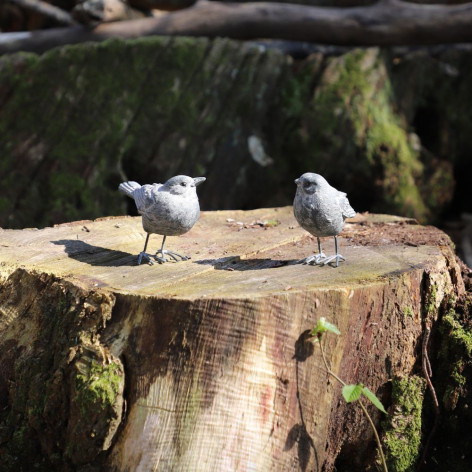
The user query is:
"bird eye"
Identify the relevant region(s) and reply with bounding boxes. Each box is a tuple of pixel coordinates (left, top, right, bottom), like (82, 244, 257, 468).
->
(180, 182, 186, 187)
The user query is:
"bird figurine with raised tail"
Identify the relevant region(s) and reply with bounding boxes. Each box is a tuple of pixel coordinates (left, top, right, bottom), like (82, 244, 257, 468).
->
(293, 173, 356, 267)
(119, 175, 205, 265)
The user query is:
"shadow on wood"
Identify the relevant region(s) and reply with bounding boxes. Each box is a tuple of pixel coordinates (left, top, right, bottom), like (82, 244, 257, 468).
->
(0, 207, 466, 470)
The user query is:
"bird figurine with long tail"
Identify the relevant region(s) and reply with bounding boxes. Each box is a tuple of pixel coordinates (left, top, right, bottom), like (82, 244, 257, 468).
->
(293, 173, 356, 267)
(119, 175, 205, 265)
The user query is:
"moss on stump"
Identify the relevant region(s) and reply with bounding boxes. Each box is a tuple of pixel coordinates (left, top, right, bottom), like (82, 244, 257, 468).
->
(382, 375, 426, 472)
(1, 39, 468, 230)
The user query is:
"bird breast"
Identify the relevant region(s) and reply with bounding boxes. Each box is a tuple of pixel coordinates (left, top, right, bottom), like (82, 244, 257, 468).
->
(141, 192, 200, 236)
(294, 191, 345, 237)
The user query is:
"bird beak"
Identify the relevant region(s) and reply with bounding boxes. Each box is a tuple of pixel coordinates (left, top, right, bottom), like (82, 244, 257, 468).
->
(294, 178, 300, 185)
(193, 177, 206, 186)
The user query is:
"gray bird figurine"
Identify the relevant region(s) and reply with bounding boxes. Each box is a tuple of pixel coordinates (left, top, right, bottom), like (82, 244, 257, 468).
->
(119, 175, 206, 265)
(293, 173, 356, 267)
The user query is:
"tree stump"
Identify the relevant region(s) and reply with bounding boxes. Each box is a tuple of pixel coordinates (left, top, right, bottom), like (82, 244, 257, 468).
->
(0, 207, 465, 471)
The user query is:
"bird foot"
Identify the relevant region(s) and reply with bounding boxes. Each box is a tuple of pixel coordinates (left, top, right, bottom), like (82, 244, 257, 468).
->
(137, 252, 154, 265)
(299, 253, 326, 265)
(154, 249, 189, 264)
(319, 254, 346, 268)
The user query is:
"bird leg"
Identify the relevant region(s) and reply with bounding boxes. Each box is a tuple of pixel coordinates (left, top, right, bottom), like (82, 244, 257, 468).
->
(137, 234, 154, 265)
(319, 236, 345, 268)
(154, 235, 189, 264)
(299, 237, 327, 265)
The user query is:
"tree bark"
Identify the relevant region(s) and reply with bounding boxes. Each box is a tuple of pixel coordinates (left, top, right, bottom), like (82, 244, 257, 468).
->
(0, 207, 465, 470)
(2, 0, 472, 54)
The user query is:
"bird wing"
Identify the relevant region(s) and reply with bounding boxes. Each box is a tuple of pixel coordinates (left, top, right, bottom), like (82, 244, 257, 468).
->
(338, 191, 356, 219)
(133, 183, 163, 214)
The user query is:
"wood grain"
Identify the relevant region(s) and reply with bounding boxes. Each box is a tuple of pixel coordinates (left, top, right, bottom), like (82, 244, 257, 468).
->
(0, 207, 465, 470)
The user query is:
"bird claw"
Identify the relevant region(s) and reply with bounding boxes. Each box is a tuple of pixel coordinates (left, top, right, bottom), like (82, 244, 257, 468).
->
(319, 254, 346, 267)
(298, 253, 346, 267)
(137, 252, 154, 265)
(154, 249, 189, 264)
(298, 253, 326, 265)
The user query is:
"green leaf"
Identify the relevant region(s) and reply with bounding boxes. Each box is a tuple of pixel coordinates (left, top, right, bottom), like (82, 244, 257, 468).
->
(320, 318, 341, 335)
(361, 386, 387, 414)
(311, 317, 341, 339)
(342, 384, 363, 403)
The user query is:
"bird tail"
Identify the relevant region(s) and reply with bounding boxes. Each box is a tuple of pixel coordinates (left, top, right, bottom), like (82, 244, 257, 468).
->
(343, 198, 356, 219)
(119, 181, 141, 198)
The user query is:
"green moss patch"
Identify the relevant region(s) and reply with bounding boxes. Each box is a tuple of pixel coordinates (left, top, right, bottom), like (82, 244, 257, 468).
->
(428, 294, 472, 471)
(382, 375, 426, 472)
(75, 360, 122, 414)
(1, 41, 466, 228)
(0, 36, 292, 227)
(0, 270, 120, 470)
(308, 49, 427, 220)
(438, 307, 472, 410)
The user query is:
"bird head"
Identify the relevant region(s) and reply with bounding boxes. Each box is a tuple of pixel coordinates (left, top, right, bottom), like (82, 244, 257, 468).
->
(165, 175, 206, 195)
(295, 173, 327, 195)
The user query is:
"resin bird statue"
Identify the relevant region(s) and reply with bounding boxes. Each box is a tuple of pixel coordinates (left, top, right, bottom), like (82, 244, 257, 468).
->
(119, 175, 206, 265)
(293, 172, 356, 267)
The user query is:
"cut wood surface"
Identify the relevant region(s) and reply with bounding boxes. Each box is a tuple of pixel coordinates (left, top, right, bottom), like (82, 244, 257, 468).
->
(0, 207, 453, 296)
(0, 207, 465, 470)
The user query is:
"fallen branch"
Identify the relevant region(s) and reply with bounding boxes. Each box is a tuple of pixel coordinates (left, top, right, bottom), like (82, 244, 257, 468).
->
(7, 0, 78, 26)
(1, 0, 472, 55)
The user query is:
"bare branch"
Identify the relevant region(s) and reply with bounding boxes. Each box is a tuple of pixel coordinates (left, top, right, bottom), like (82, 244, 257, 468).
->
(7, 0, 78, 26)
(2, 0, 472, 54)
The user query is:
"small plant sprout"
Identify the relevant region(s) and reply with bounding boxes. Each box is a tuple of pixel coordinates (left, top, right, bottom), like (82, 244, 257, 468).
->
(311, 317, 389, 472)
(311, 317, 341, 339)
